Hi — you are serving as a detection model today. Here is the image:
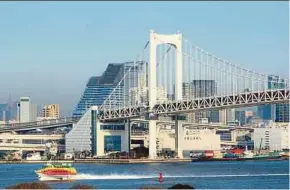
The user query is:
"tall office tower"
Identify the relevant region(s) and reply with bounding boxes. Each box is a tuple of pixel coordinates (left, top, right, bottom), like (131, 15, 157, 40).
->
(19, 97, 30, 123)
(41, 104, 60, 118)
(4, 94, 13, 121)
(226, 109, 236, 123)
(235, 110, 246, 126)
(178, 80, 218, 123)
(219, 109, 227, 124)
(30, 103, 37, 122)
(258, 75, 289, 122)
(0, 104, 7, 121)
(19, 97, 37, 123)
(193, 80, 217, 122)
(275, 104, 289, 122)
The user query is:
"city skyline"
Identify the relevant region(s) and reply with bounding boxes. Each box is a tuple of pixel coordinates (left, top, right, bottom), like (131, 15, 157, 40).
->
(0, 2, 288, 116)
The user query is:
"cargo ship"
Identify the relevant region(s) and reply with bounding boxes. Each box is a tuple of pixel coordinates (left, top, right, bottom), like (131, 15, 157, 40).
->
(35, 162, 77, 181)
(191, 148, 285, 162)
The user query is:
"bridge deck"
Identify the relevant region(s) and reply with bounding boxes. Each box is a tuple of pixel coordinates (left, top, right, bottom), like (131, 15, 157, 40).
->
(99, 89, 289, 121)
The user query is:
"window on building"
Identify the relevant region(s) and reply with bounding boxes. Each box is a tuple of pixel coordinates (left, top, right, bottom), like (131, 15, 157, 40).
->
(104, 136, 121, 152)
(101, 125, 125, 130)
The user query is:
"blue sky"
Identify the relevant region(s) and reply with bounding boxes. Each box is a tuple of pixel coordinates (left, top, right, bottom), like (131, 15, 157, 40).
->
(0, 2, 288, 116)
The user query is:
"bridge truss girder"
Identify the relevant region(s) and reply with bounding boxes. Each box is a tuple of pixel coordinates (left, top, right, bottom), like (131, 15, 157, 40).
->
(98, 89, 289, 121)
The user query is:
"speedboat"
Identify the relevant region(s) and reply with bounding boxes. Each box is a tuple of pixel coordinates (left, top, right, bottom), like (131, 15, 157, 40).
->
(35, 162, 77, 181)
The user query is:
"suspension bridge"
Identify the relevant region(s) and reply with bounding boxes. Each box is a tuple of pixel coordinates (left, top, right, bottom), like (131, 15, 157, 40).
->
(1, 30, 289, 159)
(94, 30, 289, 159)
(97, 30, 289, 121)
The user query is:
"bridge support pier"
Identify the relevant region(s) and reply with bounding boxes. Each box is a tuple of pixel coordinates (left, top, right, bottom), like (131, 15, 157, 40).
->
(124, 121, 130, 153)
(148, 120, 157, 159)
(175, 116, 184, 159)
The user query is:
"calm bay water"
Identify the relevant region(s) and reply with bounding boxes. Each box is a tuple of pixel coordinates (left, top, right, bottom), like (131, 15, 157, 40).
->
(0, 160, 289, 189)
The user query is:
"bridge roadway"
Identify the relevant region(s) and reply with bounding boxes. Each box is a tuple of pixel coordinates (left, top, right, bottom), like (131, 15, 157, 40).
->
(0, 143, 47, 151)
(0, 117, 74, 133)
(0, 134, 64, 151)
(99, 89, 289, 121)
(0, 134, 64, 140)
(0, 89, 287, 133)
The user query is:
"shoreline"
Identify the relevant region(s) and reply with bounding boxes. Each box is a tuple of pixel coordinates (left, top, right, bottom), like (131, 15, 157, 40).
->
(0, 158, 192, 164)
(0, 158, 287, 164)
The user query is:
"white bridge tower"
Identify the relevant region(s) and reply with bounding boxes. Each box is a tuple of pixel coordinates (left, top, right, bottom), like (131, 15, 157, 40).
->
(148, 30, 183, 159)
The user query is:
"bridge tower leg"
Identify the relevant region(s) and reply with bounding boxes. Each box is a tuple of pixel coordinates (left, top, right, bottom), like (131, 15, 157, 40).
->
(175, 116, 184, 159)
(124, 120, 130, 153)
(148, 30, 183, 159)
(149, 119, 157, 159)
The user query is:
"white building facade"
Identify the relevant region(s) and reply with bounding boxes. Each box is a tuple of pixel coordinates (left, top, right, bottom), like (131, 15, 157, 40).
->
(253, 126, 289, 151)
(20, 97, 30, 123)
(65, 107, 129, 156)
(19, 97, 37, 123)
(157, 126, 221, 157)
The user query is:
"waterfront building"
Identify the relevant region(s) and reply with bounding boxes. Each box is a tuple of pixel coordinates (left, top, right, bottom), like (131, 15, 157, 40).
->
(41, 104, 60, 118)
(66, 106, 129, 156)
(253, 125, 289, 151)
(157, 126, 221, 157)
(19, 97, 37, 123)
(0, 132, 64, 154)
(216, 129, 252, 148)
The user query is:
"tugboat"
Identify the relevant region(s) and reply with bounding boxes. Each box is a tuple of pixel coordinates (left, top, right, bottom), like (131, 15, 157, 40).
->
(35, 162, 77, 181)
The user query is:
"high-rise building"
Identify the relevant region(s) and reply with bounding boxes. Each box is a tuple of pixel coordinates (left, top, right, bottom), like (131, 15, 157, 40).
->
(41, 104, 60, 118)
(235, 110, 246, 126)
(0, 96, 18, 122)
(20, 97, 30, 123)
(209, 110, 220, 123)
(226, 109, 236, 123)
(258, 75, 289, 122)
(72, 62, 142, 118)
(257, 104, 273, 120)
(30, 104, 37, 122)
(275, 104, 289, 122)
(19, 97, 37, 123)
(0, 104, 7, 121)
(179, 80, 217, 122)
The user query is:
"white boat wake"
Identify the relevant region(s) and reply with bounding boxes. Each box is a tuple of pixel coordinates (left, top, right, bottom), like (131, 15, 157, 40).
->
(73, 173, 289, 180)
(73, 174, 155, 180)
